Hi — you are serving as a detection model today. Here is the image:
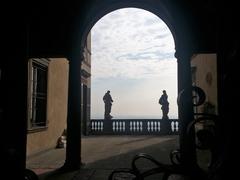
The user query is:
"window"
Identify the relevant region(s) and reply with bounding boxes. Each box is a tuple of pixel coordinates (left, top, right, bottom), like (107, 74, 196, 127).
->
(28, 58, 49, 130)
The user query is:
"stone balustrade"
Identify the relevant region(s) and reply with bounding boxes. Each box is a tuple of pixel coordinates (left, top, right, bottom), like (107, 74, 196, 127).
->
(89, 119, 179, 135)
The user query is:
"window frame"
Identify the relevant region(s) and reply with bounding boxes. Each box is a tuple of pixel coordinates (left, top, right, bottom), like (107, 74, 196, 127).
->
(27, 58, 49, 132)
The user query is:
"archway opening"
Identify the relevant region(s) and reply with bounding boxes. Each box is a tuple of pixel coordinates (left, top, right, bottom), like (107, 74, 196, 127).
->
(90, 8, 178, 120)
(81, 8, 179, 178)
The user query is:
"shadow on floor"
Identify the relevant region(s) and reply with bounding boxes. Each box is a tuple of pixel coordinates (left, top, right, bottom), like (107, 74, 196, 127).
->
(38, 136, 179, 180)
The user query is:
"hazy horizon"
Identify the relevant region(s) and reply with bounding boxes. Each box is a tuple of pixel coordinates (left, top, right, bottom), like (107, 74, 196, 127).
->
(91, 114, 179, 120)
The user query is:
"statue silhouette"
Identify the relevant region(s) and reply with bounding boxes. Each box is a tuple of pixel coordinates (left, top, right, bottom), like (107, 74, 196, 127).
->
(103, 90, 113, 120)
(159, 90, 169, 119)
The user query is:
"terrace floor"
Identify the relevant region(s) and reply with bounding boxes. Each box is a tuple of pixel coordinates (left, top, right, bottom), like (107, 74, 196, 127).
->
(26, 135, 209, 180)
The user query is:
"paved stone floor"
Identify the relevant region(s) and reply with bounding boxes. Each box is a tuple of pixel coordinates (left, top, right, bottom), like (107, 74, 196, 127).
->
(27, 135, 181, 179)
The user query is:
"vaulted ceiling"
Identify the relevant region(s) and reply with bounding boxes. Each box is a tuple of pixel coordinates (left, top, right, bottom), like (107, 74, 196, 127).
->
(28, 0, 217, 58)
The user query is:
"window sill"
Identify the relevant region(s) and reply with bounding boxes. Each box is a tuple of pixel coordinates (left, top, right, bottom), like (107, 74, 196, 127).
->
(28, 126, 48, 133)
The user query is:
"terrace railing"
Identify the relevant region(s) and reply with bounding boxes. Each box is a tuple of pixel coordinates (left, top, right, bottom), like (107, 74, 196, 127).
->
(89, 119, 179, 135)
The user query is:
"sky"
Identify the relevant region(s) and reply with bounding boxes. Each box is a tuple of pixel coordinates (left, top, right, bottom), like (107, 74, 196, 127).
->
(90, 8, 178, 119)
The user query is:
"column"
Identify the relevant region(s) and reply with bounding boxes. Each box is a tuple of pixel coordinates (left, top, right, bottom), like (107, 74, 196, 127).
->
(175, 50, 197, 169)
(2, 58, 28, 179)
(64, 52, 83, 170)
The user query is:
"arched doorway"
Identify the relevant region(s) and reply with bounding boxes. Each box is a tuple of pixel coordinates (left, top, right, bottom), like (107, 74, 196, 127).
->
(65, 0, 197, 174)
(90, 8, 178, 121)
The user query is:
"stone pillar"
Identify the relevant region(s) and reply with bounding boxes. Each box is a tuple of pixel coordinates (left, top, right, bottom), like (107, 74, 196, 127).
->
(82, 84, 88, 135)
(176, 50, 197, 169)
(2, 58, 28, 179)
(64, 53, 83, 170)
(217, 22, 240, 179)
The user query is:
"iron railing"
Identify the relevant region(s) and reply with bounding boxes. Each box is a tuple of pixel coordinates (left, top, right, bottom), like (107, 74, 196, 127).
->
(108, 86, 219, 180)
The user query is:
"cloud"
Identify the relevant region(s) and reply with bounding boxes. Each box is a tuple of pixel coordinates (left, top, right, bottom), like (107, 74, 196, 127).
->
(116, 51, 174, 61)
(91, 8, 176, 80)
(144, 17, 159, 26)
(92, 57, 177, 80)
(155, 34, 170, 39)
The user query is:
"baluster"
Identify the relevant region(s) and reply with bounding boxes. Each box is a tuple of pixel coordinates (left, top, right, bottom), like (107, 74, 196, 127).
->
(117, 122, 119, 131)
(176, 121, 179, 132)
(147, 121, 150, 132)
(101, 122, 103, 131)
(123, 122, 125, 132)
(151, 122, 153, 132)
(94, 122, 97, 131)
(119, 121, 121, 131)
(91, 121, 94, 131)
(154, 121, 157, 132)
(92, 122, 94, 131)
(171, 121, 174, 132)
(136, 121, 138, 131)
(95, 122, 97, 131)
(158, 122, 161, 132)
(140, 122, 143, 132)
(113, 121, 115, 132)
(130, 121, 132, 131)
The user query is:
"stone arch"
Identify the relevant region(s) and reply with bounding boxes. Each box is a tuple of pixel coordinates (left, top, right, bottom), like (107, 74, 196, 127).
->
(69, 0, 195, 56)
(65, 0, 198, 170)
